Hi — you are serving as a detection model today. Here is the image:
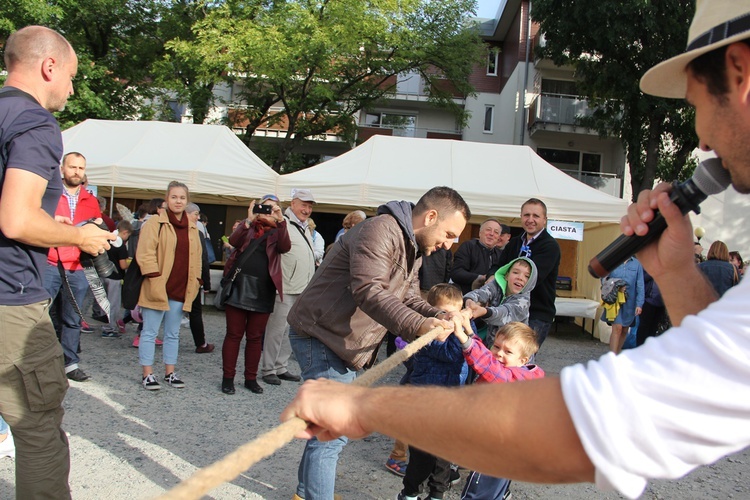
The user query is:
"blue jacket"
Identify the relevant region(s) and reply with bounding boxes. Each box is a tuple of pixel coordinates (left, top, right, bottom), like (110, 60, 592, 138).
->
(410, 334, 468, 387)
(699, 259, 737, 298)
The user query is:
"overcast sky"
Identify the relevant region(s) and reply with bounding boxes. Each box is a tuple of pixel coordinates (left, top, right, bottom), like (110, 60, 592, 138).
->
(476, 0, 500, 18)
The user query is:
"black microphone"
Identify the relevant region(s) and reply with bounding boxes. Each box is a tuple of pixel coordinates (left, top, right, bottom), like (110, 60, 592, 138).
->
(588, 158, 731, 278)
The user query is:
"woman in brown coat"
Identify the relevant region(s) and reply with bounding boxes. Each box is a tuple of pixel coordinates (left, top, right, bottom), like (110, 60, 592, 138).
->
(136, 181, 202, 390)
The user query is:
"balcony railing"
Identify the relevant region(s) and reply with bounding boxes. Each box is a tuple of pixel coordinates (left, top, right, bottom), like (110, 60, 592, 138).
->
(559, 169, 621, 197)
(528, 92, 594, 129)
(357, 124, 462, 140)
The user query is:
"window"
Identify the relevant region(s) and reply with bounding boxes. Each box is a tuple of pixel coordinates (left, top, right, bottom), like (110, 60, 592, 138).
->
(582, 153, 602, 173)
(483, 106, 494, 133)
(364, 112, 417, 137)
(537, 148, 602, 173)
(540, 79, 578, 96)
(487, 49, 499, 76)
(537, 148, 579, 170)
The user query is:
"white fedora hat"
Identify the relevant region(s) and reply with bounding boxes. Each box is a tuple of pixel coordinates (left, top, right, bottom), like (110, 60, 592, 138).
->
(640, 0, 750, 98)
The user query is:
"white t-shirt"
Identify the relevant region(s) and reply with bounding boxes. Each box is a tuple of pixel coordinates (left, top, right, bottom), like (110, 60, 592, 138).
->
(561, 275, 750, 499)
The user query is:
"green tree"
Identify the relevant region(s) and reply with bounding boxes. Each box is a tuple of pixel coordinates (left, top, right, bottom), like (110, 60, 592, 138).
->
(533, 0, 697, 198)
(152, 0, 223, 124)
(1, 0, 164, 128)
(169, 0, 484, 171)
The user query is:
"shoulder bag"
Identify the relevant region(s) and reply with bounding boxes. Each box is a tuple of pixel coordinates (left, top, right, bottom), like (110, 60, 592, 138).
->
(214, 233, 267, 310)
(122, 224, 162, 311)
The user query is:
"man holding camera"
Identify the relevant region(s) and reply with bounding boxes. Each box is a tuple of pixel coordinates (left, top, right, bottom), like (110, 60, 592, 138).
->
(260, 189, 316, 386)
(0, 26, 112, 499)
(43, 151, 102, 382)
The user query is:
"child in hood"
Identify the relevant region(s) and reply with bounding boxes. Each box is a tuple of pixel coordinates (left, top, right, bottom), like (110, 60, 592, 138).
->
(463, 257, 537, 348)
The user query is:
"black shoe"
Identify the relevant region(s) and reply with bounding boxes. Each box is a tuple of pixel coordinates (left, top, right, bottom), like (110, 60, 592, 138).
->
(277, 371, 301, 382)
(449, 466, 461, 485)
(261, 374, 281, 385)
(244, 379, 264, 394)
(92, 314, 108, 323)
(222, 378, 235, 395)
(67, 368, 90, 382)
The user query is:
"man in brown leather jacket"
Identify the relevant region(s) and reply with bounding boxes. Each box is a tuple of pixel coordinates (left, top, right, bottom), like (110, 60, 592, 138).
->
(286, 186, 470, 500)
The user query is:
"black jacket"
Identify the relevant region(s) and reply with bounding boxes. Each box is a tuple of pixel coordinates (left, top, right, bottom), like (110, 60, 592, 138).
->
(450, 239, 502, 294)
(419, 248, 453, 291)
(495, 229, 560, 323)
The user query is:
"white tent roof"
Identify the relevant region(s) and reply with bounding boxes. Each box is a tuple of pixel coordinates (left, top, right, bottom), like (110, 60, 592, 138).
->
(278, 135, 628, 222)
(62, 119, 278, 199)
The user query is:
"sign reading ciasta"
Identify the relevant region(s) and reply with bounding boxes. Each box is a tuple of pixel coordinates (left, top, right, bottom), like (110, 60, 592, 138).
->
(546, 220, 584, 241)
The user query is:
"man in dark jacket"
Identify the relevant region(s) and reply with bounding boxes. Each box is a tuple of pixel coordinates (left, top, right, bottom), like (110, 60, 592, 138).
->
(451, 218, 505, 294)
(495, 198, 560, 346)
(286, 186, 470, 500)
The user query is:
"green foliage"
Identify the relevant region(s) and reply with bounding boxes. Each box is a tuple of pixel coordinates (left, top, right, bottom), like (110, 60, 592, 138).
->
(170, 0, 484, 171)
(533, 0, 698, 198)
(1, 0, 164, 128)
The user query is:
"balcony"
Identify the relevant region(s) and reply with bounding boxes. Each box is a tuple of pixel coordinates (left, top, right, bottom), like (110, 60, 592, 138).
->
(357, 124, 462, 143)
(559, 169, 621, 198)
(527, 93, 598, 135)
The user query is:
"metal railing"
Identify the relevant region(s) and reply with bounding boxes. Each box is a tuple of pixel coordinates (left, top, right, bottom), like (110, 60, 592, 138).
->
(529, 92, 594, 127)
(559, 168, 621, 197)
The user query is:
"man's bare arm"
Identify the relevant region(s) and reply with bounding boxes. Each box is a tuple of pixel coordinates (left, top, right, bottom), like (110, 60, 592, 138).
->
(281, 378, 594, 484)
(0, 168, 113, 254)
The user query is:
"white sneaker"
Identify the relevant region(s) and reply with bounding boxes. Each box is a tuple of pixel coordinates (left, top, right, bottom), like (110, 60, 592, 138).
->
(180, 316, 189, 327)
(0, 430, 15, 459)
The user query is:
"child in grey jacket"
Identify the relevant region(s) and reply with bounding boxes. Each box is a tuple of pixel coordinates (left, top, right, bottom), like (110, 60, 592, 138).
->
(463, 257, 537, 348)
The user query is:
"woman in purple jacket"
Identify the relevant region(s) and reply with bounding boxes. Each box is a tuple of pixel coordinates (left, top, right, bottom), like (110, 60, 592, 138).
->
(221, 195, 291, 395)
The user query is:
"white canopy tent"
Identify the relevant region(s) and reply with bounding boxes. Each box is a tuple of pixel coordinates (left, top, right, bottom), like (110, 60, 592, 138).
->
(277, 135, 628, 222)
(62, 119, 279, 202)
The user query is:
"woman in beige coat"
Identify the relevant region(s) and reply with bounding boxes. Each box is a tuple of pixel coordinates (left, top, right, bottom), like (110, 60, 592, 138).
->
(136, 181, 202, 390)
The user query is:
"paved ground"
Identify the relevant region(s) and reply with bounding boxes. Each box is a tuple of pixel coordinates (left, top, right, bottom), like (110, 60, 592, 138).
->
(1, 308, 748, 499)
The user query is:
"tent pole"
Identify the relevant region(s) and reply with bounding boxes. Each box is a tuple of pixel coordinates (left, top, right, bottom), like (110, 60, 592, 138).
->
(109, 187, 114, 217)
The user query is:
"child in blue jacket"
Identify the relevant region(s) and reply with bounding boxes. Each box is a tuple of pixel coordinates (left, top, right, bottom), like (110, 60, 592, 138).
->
(397, 284, 471, 500)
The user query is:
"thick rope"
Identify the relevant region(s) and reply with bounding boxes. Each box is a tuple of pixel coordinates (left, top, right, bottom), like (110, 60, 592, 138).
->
(155, 326, 445, 500)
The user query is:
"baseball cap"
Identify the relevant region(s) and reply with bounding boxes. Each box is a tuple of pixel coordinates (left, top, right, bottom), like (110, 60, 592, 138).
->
(291, 188, 316, 203)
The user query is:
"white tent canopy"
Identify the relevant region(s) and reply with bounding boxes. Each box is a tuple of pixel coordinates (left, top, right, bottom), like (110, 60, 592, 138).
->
(62, 119, 278, 200)
(278, 135, 628, 222)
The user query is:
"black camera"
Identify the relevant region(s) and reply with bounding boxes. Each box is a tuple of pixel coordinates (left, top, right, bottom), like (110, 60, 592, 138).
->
(78, 219, 116, 278)
(253, 204, 273, 214)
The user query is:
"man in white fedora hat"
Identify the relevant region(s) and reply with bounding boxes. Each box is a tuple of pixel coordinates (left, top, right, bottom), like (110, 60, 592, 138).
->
(281, 2, 750, 498)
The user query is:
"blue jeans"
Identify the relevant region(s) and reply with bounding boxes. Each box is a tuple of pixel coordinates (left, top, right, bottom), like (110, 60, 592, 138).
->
(139, 300, 183, 367)
(529, 318, 552, 347)
(44, 265, 88, 369)
(289, 328, 356, 500)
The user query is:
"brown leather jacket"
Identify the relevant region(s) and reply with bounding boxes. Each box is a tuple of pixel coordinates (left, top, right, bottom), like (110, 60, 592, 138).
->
(287, 203, 441, 370)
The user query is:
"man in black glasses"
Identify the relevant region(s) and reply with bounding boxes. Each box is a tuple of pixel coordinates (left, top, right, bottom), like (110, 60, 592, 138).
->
(494, 198, 560, 346)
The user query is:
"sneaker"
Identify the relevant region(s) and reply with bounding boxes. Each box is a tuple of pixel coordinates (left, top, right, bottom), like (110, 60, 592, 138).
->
(195, 343, 215, 353)
(80, 321, 93, 334)
(0, 430, 15, 459)
(132, 335, 140, 348)
(449, 466, 461, 485)
(66, 368, 90, 382)
(385, 458, 407, 477)
(101, 330, 121, 338)
(165, 372, 185, 388)
(396, 492, 419, 500)
(501, 489, 512, 500)
(155, 338, 163, 346)
(180, 316, 189, 327)
(142, 374, 160, 390)
(117, 320, 126, 334)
